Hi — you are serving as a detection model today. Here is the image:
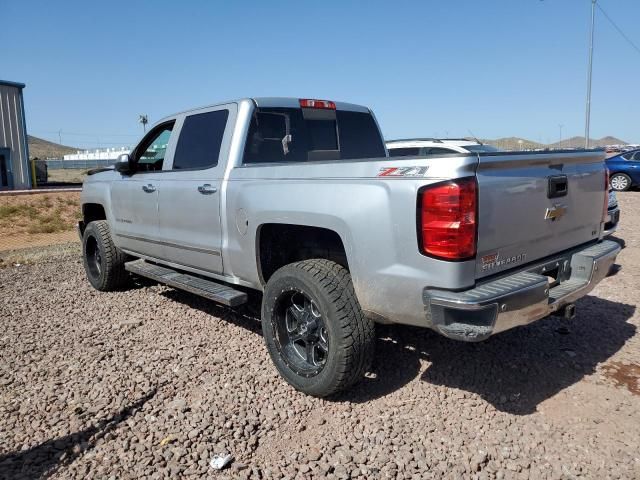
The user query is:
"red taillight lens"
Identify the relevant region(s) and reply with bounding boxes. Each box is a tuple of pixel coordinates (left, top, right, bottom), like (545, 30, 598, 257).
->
(299, 98, 336, 110)
(419, 178, 477, 260)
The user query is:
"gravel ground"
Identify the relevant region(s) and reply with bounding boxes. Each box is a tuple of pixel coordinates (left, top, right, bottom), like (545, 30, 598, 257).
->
(1, 193, 639, 480)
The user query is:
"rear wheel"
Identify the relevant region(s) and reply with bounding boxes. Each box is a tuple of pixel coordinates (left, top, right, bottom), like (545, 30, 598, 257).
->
(261, 259, 375, 397)
(610, 173, 631, 191)
(82, 220, 129, 291)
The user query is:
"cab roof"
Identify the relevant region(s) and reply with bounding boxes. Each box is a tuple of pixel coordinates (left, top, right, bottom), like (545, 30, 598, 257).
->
(161, 97, 371, 122)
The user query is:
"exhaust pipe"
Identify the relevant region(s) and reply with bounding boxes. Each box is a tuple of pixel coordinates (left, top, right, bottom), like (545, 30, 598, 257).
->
(562, 303, 576, 320)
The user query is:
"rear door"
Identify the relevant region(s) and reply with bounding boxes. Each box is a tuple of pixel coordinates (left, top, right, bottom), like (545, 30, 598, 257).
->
(110, 122, 175, 258)
(475, 151, 606, 279)
(155, 104, 235, 273)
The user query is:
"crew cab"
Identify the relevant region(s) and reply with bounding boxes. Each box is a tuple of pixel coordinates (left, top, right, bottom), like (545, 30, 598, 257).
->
(79, 97, 620, 396)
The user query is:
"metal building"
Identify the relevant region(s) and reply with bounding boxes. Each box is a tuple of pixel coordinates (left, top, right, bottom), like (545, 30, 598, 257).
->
(0, 80, 30, 190)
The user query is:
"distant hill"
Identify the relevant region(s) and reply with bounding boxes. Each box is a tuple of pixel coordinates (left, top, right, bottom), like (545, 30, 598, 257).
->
(479, 135, 629, 151)
(28, 135, 78, 159)
(482, 137, 545, 150)
(547, 136, 628, 149)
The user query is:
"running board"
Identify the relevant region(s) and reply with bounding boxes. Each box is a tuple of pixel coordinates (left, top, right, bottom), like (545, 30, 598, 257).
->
(125, 259, 247, 307)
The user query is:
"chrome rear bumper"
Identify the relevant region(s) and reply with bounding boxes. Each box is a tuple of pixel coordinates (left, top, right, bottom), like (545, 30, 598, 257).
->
(424, 240, 620, 342)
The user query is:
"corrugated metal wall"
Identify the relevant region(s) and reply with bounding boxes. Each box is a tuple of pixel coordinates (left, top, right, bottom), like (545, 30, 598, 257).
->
(0, 84, 30, 189)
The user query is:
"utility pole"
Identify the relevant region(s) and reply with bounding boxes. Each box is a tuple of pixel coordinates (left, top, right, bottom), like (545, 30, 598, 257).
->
(139, 114, 149, 133)
(558, 124, 563, 148)
(584, 0, 596, 149)
(58, 129, 62, 145)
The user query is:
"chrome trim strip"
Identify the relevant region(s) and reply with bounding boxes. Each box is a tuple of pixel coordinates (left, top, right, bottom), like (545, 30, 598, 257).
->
(116, 233, 221, 256)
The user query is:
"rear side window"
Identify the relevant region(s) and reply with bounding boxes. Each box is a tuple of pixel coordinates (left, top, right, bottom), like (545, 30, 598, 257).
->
(388, 147, 421, 157)
(172, 110, 229, 170)
(463, 144, 499, 153)
(425, 147, 458, 155)
(243, 107, 385, 164)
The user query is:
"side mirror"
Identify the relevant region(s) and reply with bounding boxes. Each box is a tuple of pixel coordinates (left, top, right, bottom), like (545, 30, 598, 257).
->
(114, 153, 132, 173)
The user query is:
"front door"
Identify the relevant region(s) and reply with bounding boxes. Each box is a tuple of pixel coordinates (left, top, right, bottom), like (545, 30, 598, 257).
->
(0, 149, 10, 189)
(155, 104, 234, 273)
(110, 122, 176, 258)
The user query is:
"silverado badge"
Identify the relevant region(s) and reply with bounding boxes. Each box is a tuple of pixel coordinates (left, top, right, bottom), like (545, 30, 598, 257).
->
(481, 252, 527, 271)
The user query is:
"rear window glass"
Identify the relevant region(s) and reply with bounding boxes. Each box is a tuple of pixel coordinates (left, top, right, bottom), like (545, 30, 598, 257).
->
(335, 110, 386, 160)
(388, 147, 421, 157)
(173, 109, 229, 170)
(464, 144, 499, 153)
(426, 147, 458, 155)
(242, 107, 385, 164)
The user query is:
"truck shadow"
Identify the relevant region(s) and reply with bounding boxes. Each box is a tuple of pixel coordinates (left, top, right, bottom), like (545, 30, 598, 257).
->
(160, 287, 635, 415)
(160, 289, 263, 335)
(342, 296, 635, 414)
(0, 388, 158, 480)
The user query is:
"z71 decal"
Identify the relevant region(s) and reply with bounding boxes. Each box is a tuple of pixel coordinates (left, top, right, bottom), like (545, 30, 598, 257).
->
(377, 166, 429, 177)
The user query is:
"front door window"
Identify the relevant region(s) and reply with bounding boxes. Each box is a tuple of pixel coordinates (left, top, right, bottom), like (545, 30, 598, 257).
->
(133, 125, 174, 172)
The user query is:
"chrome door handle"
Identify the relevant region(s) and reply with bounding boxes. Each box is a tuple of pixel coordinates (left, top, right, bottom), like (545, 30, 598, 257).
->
(142, 184, 156, 193)
(197, 184, 217, 195)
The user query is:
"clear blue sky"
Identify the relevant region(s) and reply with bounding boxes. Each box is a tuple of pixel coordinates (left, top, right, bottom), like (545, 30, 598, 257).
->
(2, 0, 639, 148)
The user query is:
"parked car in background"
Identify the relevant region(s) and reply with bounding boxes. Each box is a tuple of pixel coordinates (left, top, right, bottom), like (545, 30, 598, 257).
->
(386, 138, 499, 156)
(606, 149, 640, 191)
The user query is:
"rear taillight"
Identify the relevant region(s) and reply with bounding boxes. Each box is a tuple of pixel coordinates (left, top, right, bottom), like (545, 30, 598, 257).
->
(299, 98, 336, 110)
(603, 168, 610, 221)
(419, 178, 477, 260)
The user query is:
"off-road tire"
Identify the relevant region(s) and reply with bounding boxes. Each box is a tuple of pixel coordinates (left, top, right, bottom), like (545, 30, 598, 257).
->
(82, 220, 129, 291)
(261, 259, 375, 397)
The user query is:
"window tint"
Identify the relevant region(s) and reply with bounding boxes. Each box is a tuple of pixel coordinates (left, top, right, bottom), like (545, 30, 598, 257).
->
(173, 110, 229, 170)
(134, 123, 174, 172)
(632, 151, 640, 161)
(426, 147, 457, 155)
(308, 120, 338, 151)
(335, 110, 386, 160)
(243, 107, 385, 164)
(463, 144, 499, 153)
(388, 147, 420, 157)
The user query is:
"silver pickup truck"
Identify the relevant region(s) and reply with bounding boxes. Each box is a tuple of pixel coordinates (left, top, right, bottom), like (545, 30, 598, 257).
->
(79, 97, 620, 396)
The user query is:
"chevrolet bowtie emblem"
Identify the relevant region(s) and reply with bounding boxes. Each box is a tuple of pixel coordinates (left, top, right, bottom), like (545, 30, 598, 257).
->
(545, 204, 567, 221)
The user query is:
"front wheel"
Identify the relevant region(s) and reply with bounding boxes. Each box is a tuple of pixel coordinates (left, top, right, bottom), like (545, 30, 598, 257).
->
(261, 259, 375, 397)
(610, 173, 632, 191)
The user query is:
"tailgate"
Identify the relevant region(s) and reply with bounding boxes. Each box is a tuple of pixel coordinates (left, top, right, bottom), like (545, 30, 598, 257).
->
(475, 151, 606, 279)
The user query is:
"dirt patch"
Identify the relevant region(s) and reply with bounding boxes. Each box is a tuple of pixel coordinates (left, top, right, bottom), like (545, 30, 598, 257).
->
(0, 192, 80, 252)
(45, 169, 88, 184)
(602, 361, 640, 395)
